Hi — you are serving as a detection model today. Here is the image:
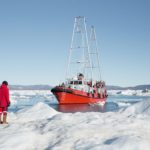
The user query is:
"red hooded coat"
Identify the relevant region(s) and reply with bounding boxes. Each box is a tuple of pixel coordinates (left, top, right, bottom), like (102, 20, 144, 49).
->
(0, 84, 10, 107)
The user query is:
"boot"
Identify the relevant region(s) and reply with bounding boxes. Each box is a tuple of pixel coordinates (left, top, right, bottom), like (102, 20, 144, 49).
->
(3, 114, 8, 124)
(0, 115, 2, 124)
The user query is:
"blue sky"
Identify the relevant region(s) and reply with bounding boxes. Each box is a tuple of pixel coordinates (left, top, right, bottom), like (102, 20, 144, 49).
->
(0, 0, 150, 86)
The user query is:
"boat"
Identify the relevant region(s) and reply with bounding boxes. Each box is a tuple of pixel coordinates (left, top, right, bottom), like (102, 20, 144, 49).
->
(51, 16, 107, 104)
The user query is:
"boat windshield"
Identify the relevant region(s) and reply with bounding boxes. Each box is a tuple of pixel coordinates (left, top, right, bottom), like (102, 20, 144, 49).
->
(69, 80, 83, 85)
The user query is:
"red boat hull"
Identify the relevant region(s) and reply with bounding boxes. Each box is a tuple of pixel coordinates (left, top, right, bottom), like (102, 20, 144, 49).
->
(51, 86, 107, 104)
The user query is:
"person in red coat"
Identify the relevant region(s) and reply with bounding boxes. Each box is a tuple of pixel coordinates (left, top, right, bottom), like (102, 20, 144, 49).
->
(0, 81, 10, 124)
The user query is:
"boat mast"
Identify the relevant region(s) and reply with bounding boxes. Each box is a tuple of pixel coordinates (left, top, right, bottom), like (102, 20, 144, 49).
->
(65, 17, 76, 80)
(65, 16, 92, 81)
(89, 26, 102, 81)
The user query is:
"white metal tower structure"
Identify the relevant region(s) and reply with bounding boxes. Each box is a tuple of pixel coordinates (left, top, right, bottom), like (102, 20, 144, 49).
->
(66, 16, 92, 82)
(89, 26, 102, 82)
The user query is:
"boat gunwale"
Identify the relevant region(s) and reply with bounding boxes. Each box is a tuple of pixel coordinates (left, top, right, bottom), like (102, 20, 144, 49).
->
(51, 86, 107, 100)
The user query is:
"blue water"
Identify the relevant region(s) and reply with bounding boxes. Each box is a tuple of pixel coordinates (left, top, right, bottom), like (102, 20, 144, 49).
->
(51, 102, 118, 113)
(51, 95, 150, 113)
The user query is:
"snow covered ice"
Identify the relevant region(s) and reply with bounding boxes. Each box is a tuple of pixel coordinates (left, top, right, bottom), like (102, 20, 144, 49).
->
(0, 90, 150, 150)
(108, 89, 150, 97)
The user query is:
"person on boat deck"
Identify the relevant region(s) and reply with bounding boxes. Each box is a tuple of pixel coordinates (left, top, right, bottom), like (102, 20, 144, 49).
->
(61, 82, 65, 87)
(77, 73, 84, 80)
(0, 81, 10, 124)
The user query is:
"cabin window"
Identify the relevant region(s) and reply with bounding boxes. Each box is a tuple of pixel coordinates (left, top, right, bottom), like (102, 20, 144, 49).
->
(69, 80, 83, 85)
(70, 81, 73, 84)
(79, 81, 82, 84)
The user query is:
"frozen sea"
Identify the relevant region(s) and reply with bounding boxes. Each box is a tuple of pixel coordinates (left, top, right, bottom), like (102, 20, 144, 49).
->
(0, 89, 150, 150)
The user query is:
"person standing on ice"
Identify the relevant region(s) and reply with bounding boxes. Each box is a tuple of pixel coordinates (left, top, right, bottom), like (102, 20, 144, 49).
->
(0, 81, 10, 124)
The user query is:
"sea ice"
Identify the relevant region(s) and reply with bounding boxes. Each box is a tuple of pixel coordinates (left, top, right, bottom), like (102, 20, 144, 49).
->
(0, 96, 150, 150)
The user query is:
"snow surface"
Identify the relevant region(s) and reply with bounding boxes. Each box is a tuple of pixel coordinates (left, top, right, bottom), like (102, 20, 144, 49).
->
(0, 90, 150, 150)
(0, 101, 150, 149)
